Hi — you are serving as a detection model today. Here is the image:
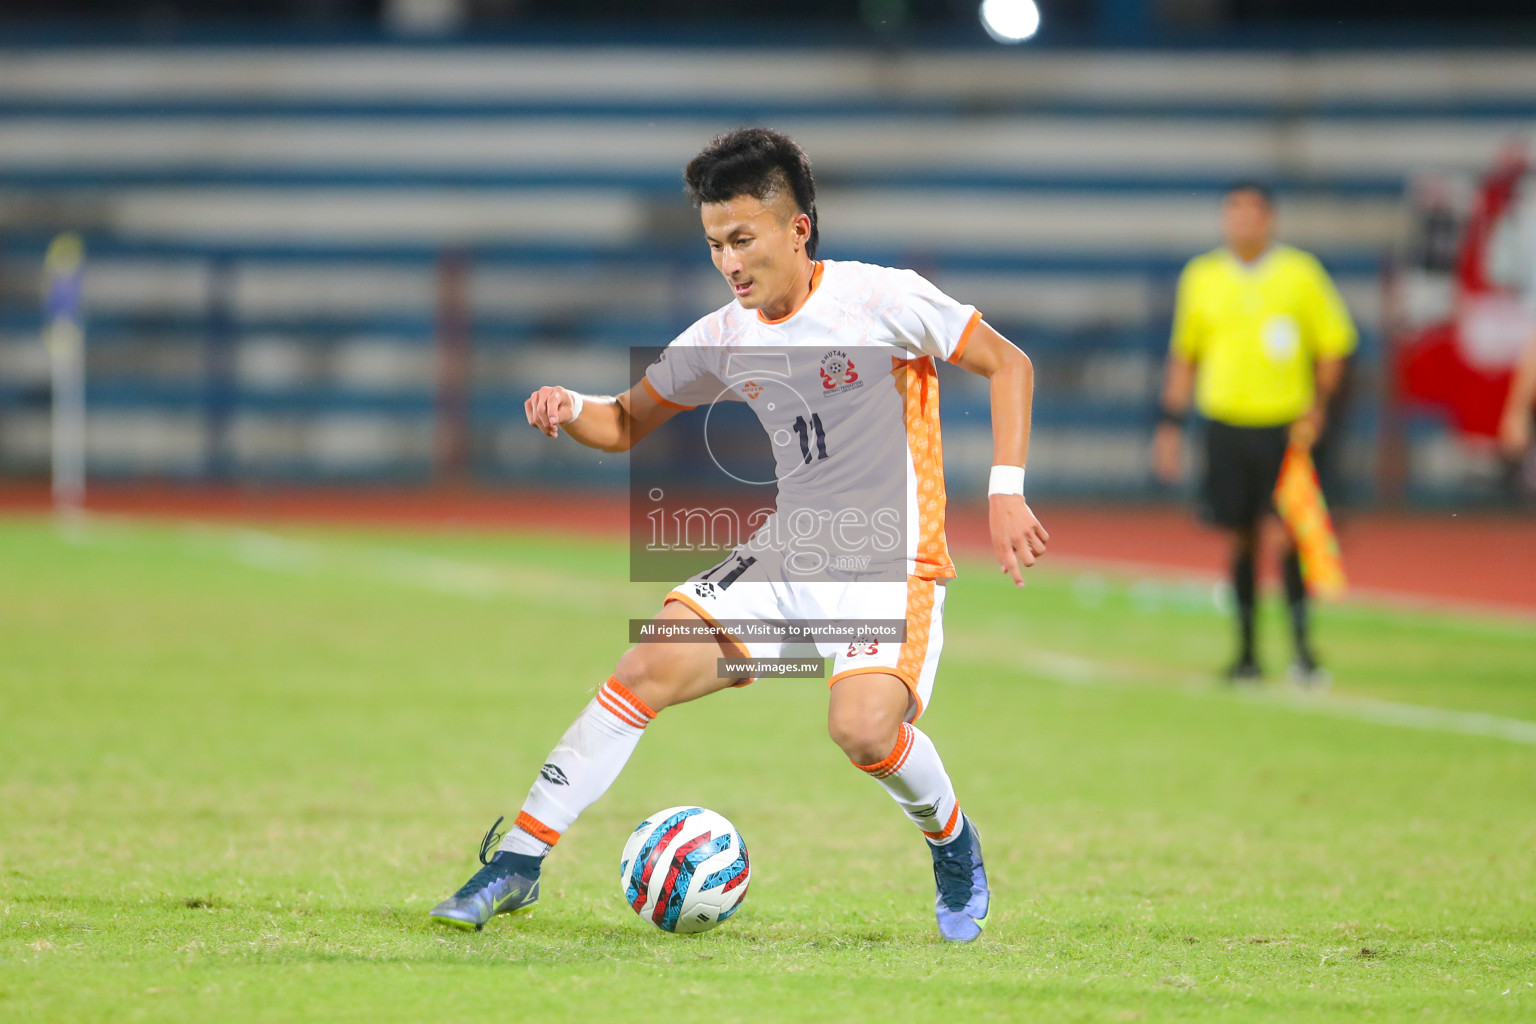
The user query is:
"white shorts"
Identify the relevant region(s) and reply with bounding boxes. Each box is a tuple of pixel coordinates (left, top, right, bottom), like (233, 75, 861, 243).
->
(663, 548, 947, 721)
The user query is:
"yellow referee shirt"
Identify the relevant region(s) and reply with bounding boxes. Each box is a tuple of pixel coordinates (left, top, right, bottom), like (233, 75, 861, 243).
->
(1170, 244, 1356, 427)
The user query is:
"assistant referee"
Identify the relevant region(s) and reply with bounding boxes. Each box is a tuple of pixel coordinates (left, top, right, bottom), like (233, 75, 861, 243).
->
(1153, 182, 1356, 685)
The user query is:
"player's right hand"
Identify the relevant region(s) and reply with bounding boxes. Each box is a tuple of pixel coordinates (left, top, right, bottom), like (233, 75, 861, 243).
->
(525, 385, 576, 438)
(989, 495, 1048, 588)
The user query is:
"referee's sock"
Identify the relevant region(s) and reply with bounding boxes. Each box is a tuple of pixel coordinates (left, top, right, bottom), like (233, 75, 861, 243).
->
(1282, 549, 1314, 664)
(1232, 549, 1257, 664)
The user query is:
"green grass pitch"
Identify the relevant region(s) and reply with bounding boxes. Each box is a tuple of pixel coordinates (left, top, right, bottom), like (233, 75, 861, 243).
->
(2, 515, 1534, 1022)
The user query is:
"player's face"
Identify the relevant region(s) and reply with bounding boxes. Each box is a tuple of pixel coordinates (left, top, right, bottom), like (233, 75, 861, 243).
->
(1221, 189, 1274, 254)
(700, 193, 812, 318)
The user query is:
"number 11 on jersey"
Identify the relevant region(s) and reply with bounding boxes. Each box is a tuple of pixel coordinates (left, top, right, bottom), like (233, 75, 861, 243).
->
(791, 414, 828, 464)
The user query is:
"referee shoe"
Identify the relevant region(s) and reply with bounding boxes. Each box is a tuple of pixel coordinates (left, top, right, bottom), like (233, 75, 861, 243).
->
(1224, 658, 1262, 685)
(1289, 651, 1332, 690)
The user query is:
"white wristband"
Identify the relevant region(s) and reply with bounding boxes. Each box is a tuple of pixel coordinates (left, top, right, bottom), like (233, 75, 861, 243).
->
(988, 465, 1025, 497)
(566, 389, 585, 422)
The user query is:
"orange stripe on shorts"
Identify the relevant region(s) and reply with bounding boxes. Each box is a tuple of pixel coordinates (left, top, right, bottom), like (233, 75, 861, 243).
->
(895, 577, 936, 690)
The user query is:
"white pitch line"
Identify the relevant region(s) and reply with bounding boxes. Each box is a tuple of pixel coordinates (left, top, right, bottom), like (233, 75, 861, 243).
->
(63, 515, 1536, 750)
(951, 623, 1536, 749)
(1041, 552, 1536, 630)
(66, 513, 642, 612)
(1248, 690, 1536, 746)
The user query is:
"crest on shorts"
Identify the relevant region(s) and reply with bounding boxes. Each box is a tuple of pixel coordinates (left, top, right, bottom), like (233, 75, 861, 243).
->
(819, 350, 863, 395)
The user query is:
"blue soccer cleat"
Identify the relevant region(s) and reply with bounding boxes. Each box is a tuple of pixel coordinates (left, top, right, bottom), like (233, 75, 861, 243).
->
(430, 817, 542, 931)
(930, 815, 989, 943)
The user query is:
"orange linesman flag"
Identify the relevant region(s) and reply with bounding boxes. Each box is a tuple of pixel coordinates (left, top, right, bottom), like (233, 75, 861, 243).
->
(1273, 445, 1347, 601)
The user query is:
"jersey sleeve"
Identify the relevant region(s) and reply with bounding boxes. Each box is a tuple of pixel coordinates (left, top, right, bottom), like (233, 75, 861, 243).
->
(1299, 255, 1357, 359)
(641, 322, 728, 410)
(884, 269, 983, 364)
(1169, 260, 1205, 360)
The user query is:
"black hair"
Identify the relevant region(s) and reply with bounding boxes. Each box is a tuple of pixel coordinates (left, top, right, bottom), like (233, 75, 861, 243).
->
(1225, 180, 1276, 207)
(683, 128, 819, 259)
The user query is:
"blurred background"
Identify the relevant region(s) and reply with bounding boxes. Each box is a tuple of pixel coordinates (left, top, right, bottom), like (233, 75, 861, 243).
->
(3, 0, 1536, 522)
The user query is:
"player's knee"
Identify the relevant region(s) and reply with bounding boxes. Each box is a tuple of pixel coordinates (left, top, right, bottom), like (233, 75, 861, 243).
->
(612, 643, 693, 711)
(827, 709, 899, 768)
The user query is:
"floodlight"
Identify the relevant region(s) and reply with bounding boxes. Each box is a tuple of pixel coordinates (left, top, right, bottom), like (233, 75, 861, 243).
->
(979, 0, 1040, 44)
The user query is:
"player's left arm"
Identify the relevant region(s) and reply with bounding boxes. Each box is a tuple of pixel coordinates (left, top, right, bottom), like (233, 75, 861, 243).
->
(953, 320, 1049, 587)
(524, 379, 681, 452)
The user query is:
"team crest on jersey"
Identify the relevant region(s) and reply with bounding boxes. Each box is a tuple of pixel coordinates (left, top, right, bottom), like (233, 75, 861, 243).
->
(819, 350, 863, 395)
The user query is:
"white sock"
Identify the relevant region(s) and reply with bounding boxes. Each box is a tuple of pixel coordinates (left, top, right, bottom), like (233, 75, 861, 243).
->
(499, 676, 656, 857)
(855, 722, 964, 846)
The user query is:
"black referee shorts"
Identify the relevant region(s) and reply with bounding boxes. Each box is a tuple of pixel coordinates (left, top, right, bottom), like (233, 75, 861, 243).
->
(1200, 421, 1289, 529)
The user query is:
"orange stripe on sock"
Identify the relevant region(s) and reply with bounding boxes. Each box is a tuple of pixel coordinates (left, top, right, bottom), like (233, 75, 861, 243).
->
(855, 723, 913, 779)
(596, 689, 648, 729)
(514, 811, 561, 848)
(922, 804, 963, 842)
(604, 677, 657, 722)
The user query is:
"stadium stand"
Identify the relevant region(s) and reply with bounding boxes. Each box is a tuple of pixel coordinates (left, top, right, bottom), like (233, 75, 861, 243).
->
(2, 45, 1534, 497)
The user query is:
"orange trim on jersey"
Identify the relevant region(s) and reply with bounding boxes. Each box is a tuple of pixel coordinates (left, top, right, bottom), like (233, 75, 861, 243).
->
(947, 310, 985, 365)
(755, 261, 825, 325)
(855, 722, 914, 779)
(604, 676, 657, 723)
(514, 811, 561, 847)
(660, 591, 752, 660)
(891, 360, 956, 580)
(641, 375, 696, 411)
(596, 686, 649, 730)
(921, 803, 963, 841)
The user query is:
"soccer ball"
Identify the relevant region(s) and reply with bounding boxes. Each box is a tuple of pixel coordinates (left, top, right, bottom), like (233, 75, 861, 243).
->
(619, 806, 750, 934)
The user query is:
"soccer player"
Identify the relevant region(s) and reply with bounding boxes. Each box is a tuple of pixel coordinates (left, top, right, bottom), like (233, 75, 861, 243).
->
(1153, 182, 1356, 686)
(429, 128, 1048, 942)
